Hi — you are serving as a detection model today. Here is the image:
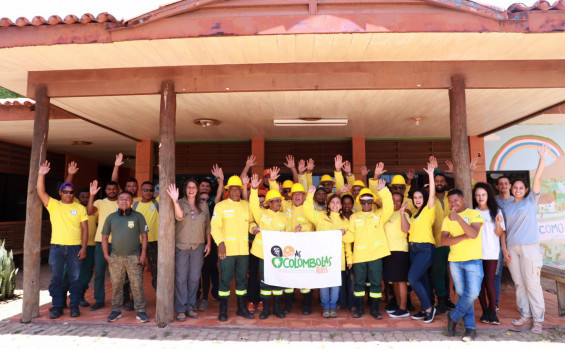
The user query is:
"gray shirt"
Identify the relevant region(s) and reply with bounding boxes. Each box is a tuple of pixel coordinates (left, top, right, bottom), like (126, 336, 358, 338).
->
(503, 192, 540, 247)
(495, 195, 514, 211)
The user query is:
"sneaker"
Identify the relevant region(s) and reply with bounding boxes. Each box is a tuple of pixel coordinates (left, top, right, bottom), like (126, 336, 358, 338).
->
(257, 301, 264, 312)
(461, 328, 477, 342)
(136, 312, 150, 323)
(495, 304, 499, 311)
(199, 299, 208, 311)
(107, 311, 122, 322)
(423, 307, 436, 324)
(247, 301, 255, 314)
(322, 309, 331, 318)
(389, 309, 410, 318)
(446, 311, 457, 337)
(187, 310, 198, 318)
(89, 302, 104, 311)
(70, 306, 80, 317)
(49, 307, 63, 319)
(489, 312, 500, 325)
(480, 312, 490, 324)
(385, 303, 398, 314)
(446, 299, 456, 309)
(79, 297, 90, 308)
(330, 309, 337, 318)
(176, 312, 186, 322)
(411, 311, 425, 320)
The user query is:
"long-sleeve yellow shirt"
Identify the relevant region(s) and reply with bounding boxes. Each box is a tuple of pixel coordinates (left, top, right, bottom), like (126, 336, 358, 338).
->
(210, 198, 251, 256)
(304, 193, 352, 271)
(347, 187, 394, 264)
(249, 188, 291, 259)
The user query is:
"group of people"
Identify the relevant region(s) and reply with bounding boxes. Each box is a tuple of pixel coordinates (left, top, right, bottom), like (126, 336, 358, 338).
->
(40, 145, 550, 341)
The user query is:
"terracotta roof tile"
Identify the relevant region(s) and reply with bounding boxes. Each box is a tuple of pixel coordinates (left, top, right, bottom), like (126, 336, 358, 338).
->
(0, 12, 118, 27)
(508, 0, 565, 13)
(0, 98, 35, 106)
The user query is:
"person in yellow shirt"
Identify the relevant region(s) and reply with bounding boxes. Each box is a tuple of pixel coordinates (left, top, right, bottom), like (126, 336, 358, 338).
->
(401, 162, 437, 324)
(249, 174, 291, 320)
(37, 161, 88, 319)
(441, 189, 484, 342)
(210, 175, 254, 322)
(304, 186, 352, 318)
(347, 178, 393, 319)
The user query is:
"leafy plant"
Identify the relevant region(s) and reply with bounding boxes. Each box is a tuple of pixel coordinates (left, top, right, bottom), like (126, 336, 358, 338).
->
(0, 240, 18, 300)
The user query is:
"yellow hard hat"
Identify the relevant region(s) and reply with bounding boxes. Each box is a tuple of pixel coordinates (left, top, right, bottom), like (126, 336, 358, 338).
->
(390, 175, 407, 186)
(320, 174, 334, 183)
(282, 180, 294, 190)
(356, 188, 376, 206)
(224, 175, 244, 189)
(352, 180, 365, 188)
(290, 183, 305, 194)
(265, 190, 283, 202)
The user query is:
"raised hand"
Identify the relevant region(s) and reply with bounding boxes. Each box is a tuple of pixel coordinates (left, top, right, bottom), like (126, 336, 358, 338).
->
(445, 159, 454, 173)
(406, 168, 415, 181)
(246, 155, 257, 168)
(429, 156, 438, 169)
(308, 185, 316, 194)
(334, 155, 343, 172)
(67, 161, 79, 175)
(89, 180, 101, 196)
(270, 166, 280, 181)
(360, 165, 369, 178)
(538, 143, 550, 158)
(39, 161, 51, 175)
(250, 173, 261, 189)
(167, 183, 179, 201)
(306, 158, 315, 173)
(241, 174, 250, 187)
(342, 160, 352, 175)
(284, 155, 296, 169)
(339, 184, 352, 194)
(470, 157, 478, 171)
(298, 159, 306, 174)
(377, 178, 387, 190)
(115, 153, 124, 167)
(374, 162, 386, 178)
(423, 162, 435, 175)
(400, 201, 409, 212)
(211, 164, 224, 180)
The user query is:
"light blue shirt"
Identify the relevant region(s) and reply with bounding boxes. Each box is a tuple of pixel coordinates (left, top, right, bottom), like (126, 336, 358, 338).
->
(503, 192, 540, 247)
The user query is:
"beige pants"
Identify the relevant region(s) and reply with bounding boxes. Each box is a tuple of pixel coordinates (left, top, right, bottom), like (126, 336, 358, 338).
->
(507, 243, 545, 322)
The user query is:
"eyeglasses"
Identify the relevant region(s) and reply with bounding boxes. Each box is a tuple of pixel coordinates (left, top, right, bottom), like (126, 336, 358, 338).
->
(391, 185, 405, 190)
(201, 198, 210, 202)
(360, 199, 374, 205)
(62, 190, 74, 194)
(283, 189, 291, 193)
(141, 188, 155, 192)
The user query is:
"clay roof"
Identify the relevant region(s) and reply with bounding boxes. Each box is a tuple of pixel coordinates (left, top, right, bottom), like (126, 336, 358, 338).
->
(508, 0, 565, 13)
(0, 98, 35, 106)
(0, 13, 118, 28)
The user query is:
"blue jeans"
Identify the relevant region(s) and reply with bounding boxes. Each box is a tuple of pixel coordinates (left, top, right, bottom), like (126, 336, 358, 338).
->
(408, 243, 435, 311)
(320, 286, 340, 310)
(494, 249, 504, 306)
(48, 244, 83, 308)
(449, 259, 484, 330)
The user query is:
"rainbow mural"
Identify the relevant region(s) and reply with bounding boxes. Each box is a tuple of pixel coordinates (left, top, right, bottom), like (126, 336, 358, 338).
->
(489, 135, 564, 171)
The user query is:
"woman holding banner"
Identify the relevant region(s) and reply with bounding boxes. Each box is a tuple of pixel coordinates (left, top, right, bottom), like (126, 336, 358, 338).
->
(304, 186, 353, 318)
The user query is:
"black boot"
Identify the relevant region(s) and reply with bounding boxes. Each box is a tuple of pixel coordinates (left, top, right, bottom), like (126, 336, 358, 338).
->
(259, 298, 271, 320)
(353, 297, 364, 318)
(435, 296, 448, 315)
(218, 298, 228, 322)
(302, 292, 312, 315)
(79, 290, 90, 308)
(446, 298, 456, 309)
(370, 299, 382, 320)
(236, 296, 254, 319)
(283, 293, 293, 314)
(273, 296, 285, 318)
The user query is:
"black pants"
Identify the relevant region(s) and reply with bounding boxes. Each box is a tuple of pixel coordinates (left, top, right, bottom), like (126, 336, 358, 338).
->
(247, 253, 261, 303)
(201, 242, 219, 301)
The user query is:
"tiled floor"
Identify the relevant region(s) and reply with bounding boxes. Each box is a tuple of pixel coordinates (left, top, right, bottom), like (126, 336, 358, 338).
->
(13, 269, 565, 330)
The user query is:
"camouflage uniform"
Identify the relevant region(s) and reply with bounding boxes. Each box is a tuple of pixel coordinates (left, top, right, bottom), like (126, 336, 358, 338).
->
(108, 254, 146, 312)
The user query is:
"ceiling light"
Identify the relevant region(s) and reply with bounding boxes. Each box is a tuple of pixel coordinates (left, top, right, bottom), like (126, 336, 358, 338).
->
(194, 118, 221, 127)
(71, 141, 92, 146)
(412, 117, 423, 126)
(273, 118, 348, 127)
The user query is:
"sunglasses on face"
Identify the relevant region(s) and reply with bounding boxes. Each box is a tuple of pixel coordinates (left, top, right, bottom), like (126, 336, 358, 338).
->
(360, 199, 374, 205)
(283, 189, 291, 193)
(62, 190, 74, 194)
(392, 186, 405, 190)
(201, 198, 210, 202)
(141, 188, 155, 192)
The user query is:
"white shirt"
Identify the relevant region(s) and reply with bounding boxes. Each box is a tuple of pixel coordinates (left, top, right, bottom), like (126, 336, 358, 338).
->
(477, 208, 505, 260)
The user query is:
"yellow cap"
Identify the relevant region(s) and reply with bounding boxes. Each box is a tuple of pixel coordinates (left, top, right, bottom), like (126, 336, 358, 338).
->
(265, 190, 283, 202)
(320, 174, 334, 183)
(352, 180, 365, 188)
(356, 188, 376, 206)
(290, 183, 305, 194)
(390, 175, 407, 186)
(225, 175, 244, 189)
(282, 180, 294, 190)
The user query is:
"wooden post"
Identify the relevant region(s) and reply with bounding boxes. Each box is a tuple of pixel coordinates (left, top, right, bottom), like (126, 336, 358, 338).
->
(352, 136, 366, 180)
(449, 76, 473, 208)
(135, 140, 154, 184)
(156, 81, 176, 327)
(21, 85, 50, 323)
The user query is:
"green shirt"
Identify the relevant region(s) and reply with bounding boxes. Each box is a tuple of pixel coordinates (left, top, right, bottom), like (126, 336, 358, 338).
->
(101, 210, 148, 256)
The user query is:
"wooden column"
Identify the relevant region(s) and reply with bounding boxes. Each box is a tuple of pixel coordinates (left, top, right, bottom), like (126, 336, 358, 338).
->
(156, 81, 176, 327)
(21, 85, 50, 323)
(251, 137, 264, 175)
(468, 135, 487, 183)
(449, 76, 473, 208)
(135, 140, 154, 184)
(352, 136, 366, 180)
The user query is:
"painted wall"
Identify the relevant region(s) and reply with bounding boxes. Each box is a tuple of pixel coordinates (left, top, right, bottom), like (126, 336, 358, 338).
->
(484, 124, 565, 270)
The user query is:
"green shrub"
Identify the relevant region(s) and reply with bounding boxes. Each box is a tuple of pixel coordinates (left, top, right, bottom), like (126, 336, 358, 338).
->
(0, 240, 18, 300)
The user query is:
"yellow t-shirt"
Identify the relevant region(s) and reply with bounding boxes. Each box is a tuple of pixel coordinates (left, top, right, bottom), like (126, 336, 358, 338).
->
(46, 198, 88, 245)
(133, 198, 160, 242)
(384, 210, 409, 252)
(94, 198, 119, 242)
(408, 205, 436, 244)
(86, 213, 98, 246)
(442, 209, 484, 262)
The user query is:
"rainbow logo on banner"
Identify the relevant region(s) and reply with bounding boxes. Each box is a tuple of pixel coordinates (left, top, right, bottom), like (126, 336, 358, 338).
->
(490, 135, 564, 171)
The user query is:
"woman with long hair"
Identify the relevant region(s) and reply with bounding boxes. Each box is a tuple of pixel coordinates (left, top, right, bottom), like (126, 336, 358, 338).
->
(472, 182, 505, 325)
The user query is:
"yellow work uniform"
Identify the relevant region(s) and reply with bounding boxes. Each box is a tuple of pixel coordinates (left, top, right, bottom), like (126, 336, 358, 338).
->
(211, 198, 251, 256)
(442, 209, 484, 262)
(298, 173, 313, 191)
(384, 210, 409, 252)
(46, 198, 88, 245)
(433, 194, 451, 247)
(304, 193, 352, 271)
(86, 213, 98, 246)
(249, 188, 291, 259)
(133, 197, 160, 242)
(408, 205, 436, 244)
(93, 198, 119, 243)
(347, 187, 394, 264)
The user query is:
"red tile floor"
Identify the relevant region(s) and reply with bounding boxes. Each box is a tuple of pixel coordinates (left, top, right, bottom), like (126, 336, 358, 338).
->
(13, 269, 565, 330)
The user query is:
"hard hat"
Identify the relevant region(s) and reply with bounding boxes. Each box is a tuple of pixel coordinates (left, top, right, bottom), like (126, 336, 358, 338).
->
(282, 180, 294, 189)
(352, 180, 365, 188)
(356, 188, 376, 206)
(390, 175, 407, 186)
(320, 174, 334, 183)
(290, 183, 305, 194)
(224, 175, 244, 189)
(265, 190, 283, 202)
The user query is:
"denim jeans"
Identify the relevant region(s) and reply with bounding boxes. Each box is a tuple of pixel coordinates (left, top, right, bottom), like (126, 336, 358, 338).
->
(48, 244, 83, 308)
(320, 286, 340, 310)
(494, 249, 504, 306)
(449, 259, 484, 330)
(408, 243, 435, 310)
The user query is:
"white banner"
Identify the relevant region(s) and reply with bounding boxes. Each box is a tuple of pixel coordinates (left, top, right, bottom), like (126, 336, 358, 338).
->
(262, 230, 342, 289)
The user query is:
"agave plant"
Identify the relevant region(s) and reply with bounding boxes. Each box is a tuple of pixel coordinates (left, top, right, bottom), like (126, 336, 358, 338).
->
(0, 240, 18, 301)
